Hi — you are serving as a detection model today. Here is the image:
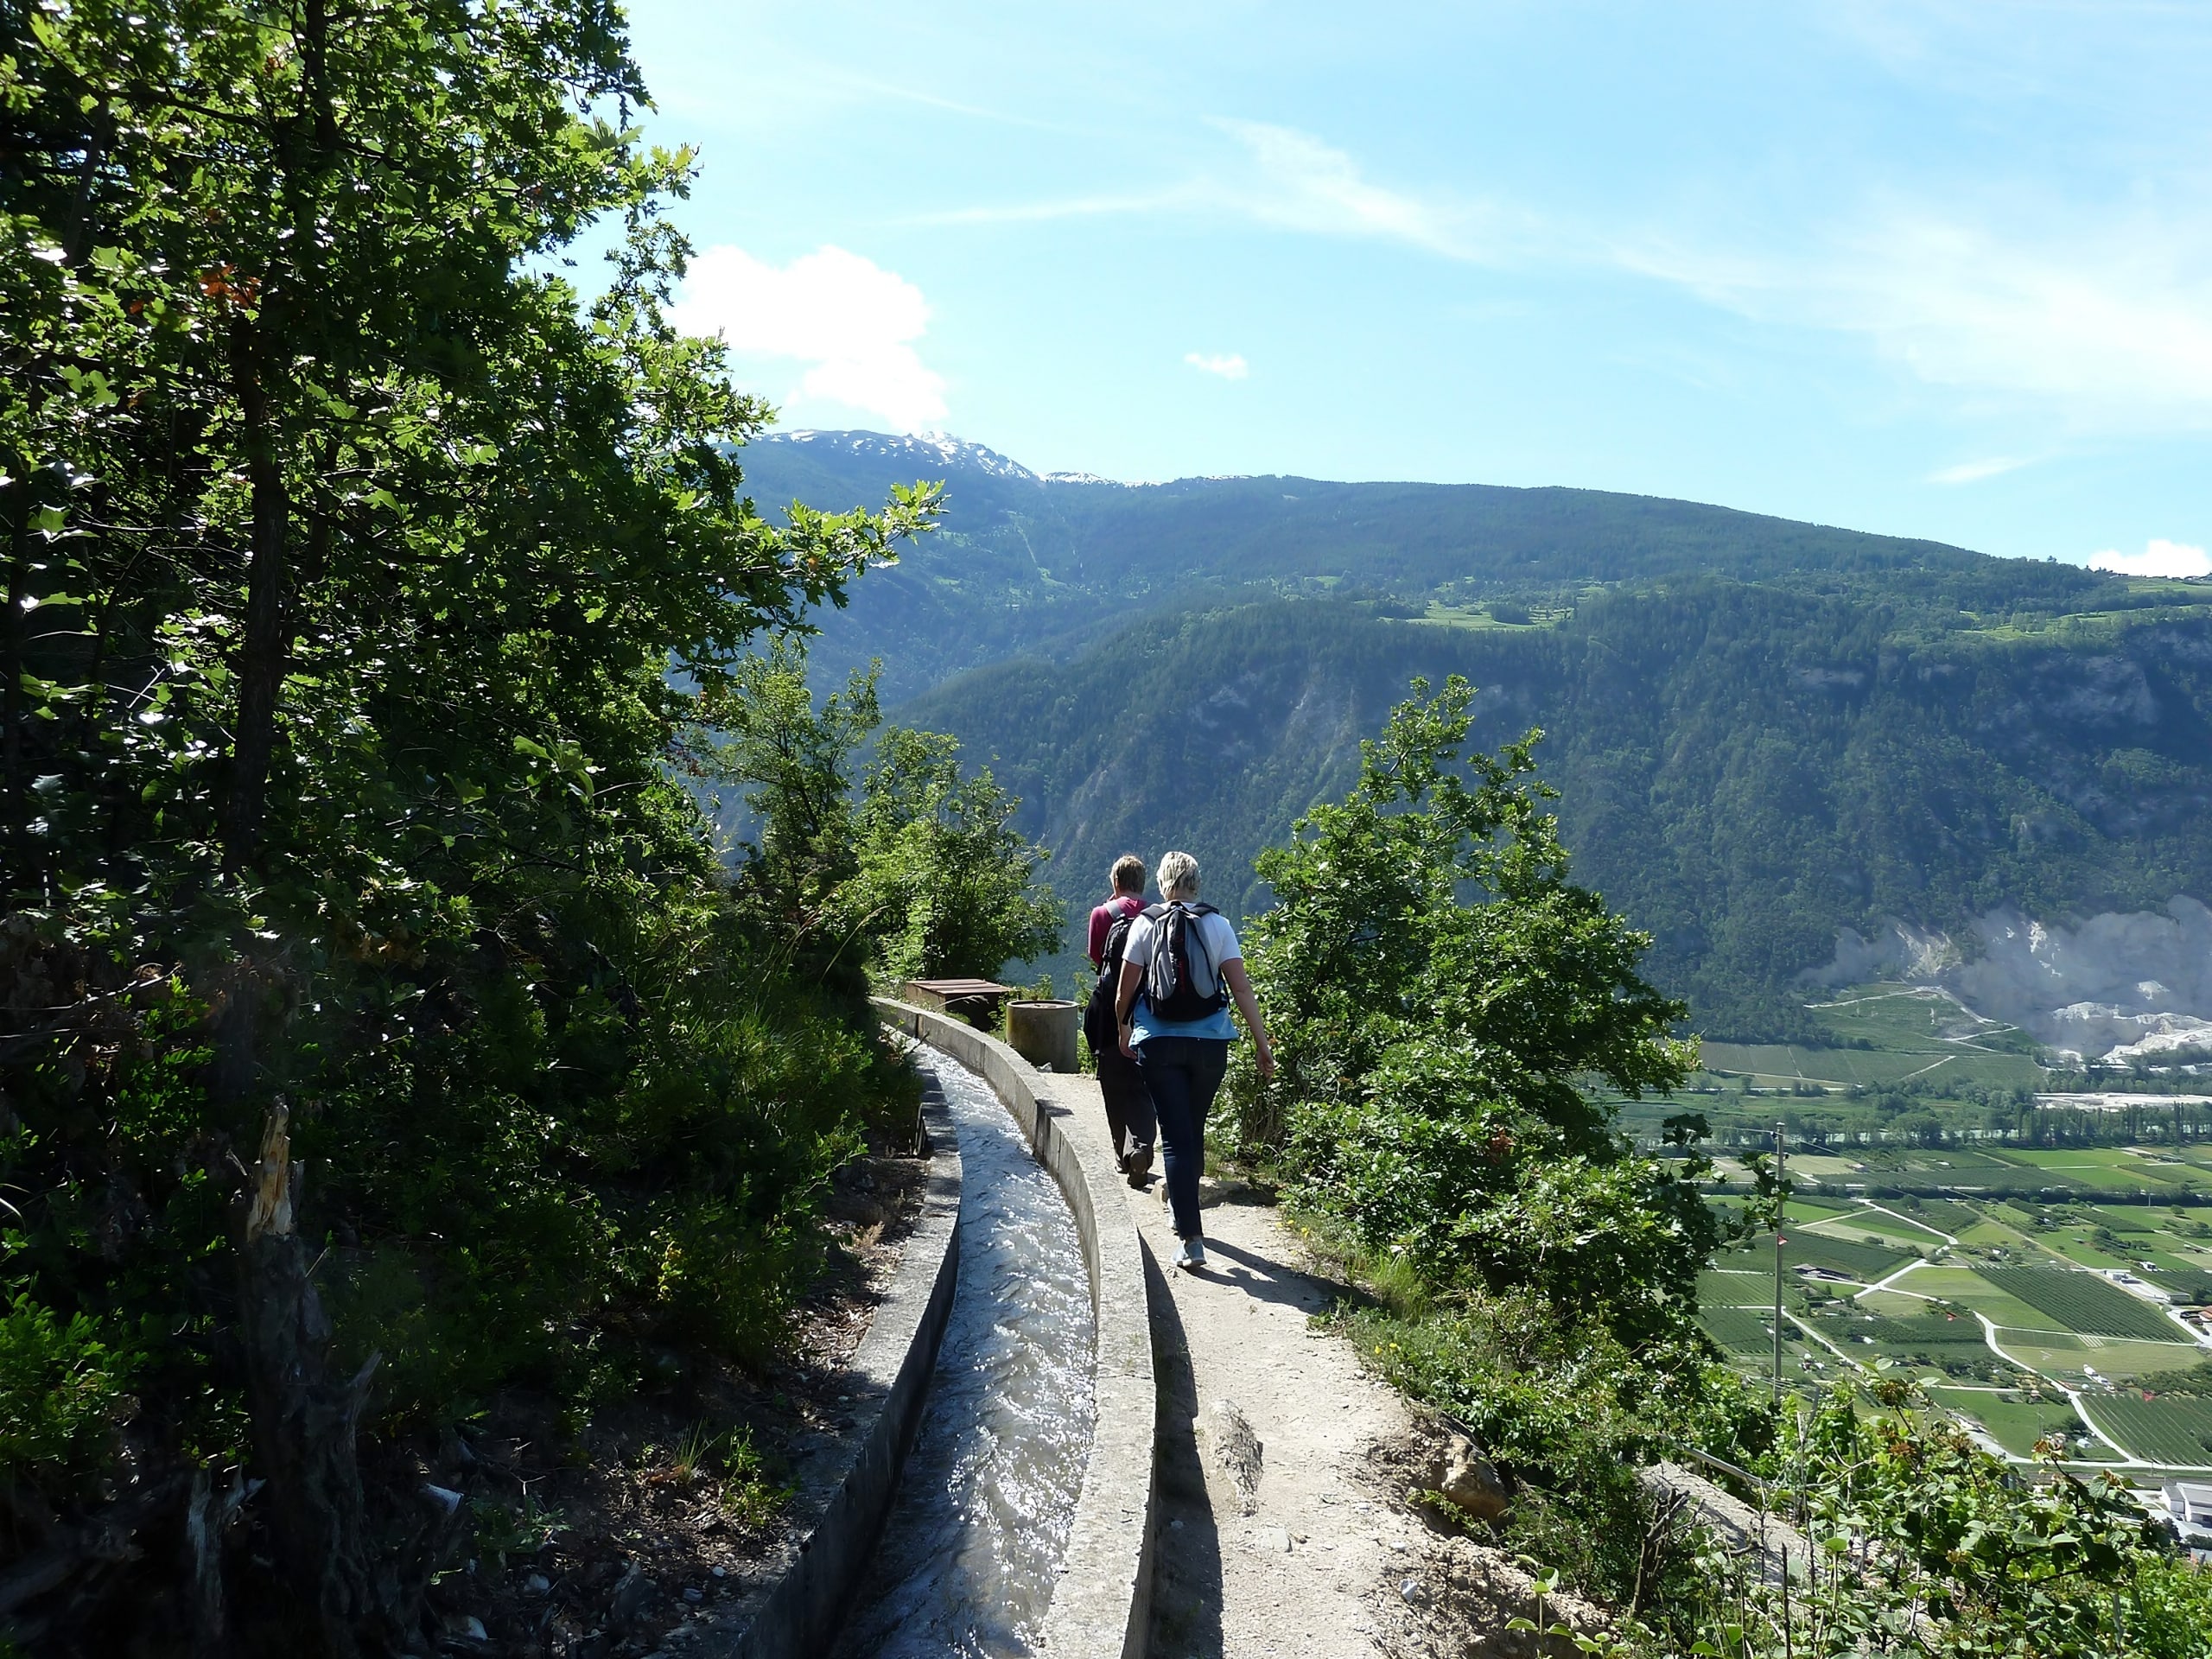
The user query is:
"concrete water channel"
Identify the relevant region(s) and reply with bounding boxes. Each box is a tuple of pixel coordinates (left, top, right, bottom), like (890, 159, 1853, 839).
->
(705, 1002, 1154, 1659)
(828, 1047, 1097, 1656)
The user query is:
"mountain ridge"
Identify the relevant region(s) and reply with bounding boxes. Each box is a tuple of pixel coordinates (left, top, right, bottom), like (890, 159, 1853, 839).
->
(734, 429, 2212, 1049)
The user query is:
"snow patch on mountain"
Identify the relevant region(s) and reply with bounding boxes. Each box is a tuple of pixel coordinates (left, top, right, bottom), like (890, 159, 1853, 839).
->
(1801, 897, 2212, 1064)
(764, 429, 1042, 480)
(756, 428, 1185, 486)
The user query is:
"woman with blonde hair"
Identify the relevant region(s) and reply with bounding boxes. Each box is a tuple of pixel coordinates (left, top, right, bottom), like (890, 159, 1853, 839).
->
(1113, 850, 1274, 1271)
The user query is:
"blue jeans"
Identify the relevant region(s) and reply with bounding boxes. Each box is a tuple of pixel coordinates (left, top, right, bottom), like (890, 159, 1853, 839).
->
(1135, 1037, 1230, 1239)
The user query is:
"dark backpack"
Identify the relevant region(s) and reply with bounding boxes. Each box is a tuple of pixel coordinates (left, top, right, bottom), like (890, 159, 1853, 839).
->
(1142, 901, 1228, 1023)
(1096, 909, 1141, 991)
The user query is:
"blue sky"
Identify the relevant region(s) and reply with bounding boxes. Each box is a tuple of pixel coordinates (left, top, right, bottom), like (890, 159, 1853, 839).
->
(626, 1, 2212, 574)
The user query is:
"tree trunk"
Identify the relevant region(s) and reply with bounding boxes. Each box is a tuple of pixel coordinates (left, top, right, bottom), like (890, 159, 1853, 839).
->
(236, 1103, 396, 1657)
(2, 455, 33, 804)
(223, 318, 289, 873)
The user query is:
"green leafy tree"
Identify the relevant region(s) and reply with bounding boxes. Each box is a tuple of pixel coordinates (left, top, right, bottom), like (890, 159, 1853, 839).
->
(700, 636, 885, 1002)
(849, 727, 1064, 982)
(1231, 676, 1713, 1346)
(2, 0, 934, 1647)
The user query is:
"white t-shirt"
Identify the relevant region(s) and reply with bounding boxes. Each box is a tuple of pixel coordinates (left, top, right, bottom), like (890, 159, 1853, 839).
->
(1123, 906, 1243, 1042)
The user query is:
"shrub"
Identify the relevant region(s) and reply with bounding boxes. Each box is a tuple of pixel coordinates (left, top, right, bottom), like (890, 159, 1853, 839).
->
(0, 1290, 137, 1501)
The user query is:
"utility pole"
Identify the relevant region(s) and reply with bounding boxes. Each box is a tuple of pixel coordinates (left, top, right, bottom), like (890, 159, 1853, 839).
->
(1772, 1120, 1786, 1408)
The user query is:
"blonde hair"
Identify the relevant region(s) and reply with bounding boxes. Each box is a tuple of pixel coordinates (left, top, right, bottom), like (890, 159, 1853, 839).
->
(1109, 854, 1146, 894)
(1156, 849, 1200, 900)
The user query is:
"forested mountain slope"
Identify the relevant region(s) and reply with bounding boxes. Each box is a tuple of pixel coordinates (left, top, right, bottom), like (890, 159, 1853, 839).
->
(896, 592, 2212, 1039)
(744, 432, 2212, 1041)
(738, 430, 2100, 702)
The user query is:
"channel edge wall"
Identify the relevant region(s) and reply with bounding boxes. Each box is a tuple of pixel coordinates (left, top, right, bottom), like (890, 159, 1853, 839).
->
(701, 1079, 963, 1658)
(872, 997, 1160, 1659)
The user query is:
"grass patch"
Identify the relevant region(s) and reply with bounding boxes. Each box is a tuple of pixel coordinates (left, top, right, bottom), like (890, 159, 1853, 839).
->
(1927, 1386, 2093, 1459)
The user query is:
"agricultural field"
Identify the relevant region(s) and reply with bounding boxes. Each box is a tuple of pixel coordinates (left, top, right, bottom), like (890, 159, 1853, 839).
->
(2076, 1396, 2212, 1468)
(1695, 982, 2048, 1091)
(1702, 1306, 1778, 1357)
(1978, 1267, 2187, 1341)
(1795, 1207, 1949, 1249)
(1732, 1230, 1916, 1282)
(1927, 1386, 2101, 1460)
(1805, 983, 2037, 1054)
(1697, 1269, 1774, 1307)
(1886, 1264, 2059, 1329)
(1696, 1041, 2041, 1091)
(1992, 1332, 2205, 1387)
(1688, 1093, 2212, 1467)
(1987, 1147, 2202, 1197)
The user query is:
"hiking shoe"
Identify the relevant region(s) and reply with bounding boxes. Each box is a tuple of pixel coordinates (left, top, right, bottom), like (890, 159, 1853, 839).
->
(1125, 1147, 1154, 1188)
(1173, 1237, 1207, 1272)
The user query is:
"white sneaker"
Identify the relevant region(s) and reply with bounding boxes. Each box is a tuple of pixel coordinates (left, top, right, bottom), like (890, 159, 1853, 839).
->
(1173, 1237, 1207, 1272)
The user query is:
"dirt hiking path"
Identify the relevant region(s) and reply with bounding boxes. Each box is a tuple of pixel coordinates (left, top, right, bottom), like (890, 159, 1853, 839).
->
(1119, 1159, 1501, 1659)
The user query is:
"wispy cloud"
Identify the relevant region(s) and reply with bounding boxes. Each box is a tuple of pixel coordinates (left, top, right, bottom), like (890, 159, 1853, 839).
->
(1927, 455, 2028, 485)
(1185, 352, 1249, 380)
(915, 113, 2212, 434)
(909, 118, 1512, 261)
(2090, 538, 2211, 579)
(1621, 204, 2212, 429)
(1208, 119, 1497, 260)
(669, 245, 948, 431)
(908, 187, 1203, 227)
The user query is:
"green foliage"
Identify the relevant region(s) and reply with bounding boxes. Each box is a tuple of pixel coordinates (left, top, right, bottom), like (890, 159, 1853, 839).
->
(848, 726, 1064, 982)
(1351, 1291, 1773, 1614)
(702, 636, 884, 1003)
(891, 583, 2212, 1044)
(702, 637, 1064, 989)
(1233, 677, 1713, 1347)
(1672, 1386, 2212, 1659)
(468, 1492, 563, 1572)
(0, 0, 953, 1635)
(0, 1288, 137, 1497)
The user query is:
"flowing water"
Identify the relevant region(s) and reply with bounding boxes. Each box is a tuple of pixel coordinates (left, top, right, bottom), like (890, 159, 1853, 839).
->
(829, 1047, 1097, 1658)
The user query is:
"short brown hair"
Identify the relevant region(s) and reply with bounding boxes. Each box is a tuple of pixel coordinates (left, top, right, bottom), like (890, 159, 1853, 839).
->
(1109, 854, 1146, 894)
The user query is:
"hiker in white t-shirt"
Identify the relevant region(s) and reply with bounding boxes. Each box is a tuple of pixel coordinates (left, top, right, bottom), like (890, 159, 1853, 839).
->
(1111, 849, 1274, 1272)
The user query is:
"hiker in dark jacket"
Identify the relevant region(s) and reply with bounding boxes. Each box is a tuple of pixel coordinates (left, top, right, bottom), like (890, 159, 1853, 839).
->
(1114, 850, 1274, 1271)
(1083, 855, 1157, 1186)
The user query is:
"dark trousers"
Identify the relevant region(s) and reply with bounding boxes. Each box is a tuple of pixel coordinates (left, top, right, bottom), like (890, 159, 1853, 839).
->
(1084, 991, 1156, 1168)
(1135, 1036, 1229, 1239)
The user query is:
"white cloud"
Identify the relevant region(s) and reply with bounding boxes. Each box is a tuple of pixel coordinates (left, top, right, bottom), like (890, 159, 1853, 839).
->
(2089, 538, 2212, 579)
(1211, 119, 1478, 257)
(1927, 455, 2027, 485)
(668, 245, 948, 431)
(1185, 352, 1249, 380)
(913, 120, 1510, 261)
(1619, 205, 2212, 429)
